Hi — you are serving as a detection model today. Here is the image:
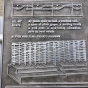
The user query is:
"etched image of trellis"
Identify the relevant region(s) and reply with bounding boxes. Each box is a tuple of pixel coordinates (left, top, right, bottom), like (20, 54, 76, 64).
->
(11, 40, 86, 66)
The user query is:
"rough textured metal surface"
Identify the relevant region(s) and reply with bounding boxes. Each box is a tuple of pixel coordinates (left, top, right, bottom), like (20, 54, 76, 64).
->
(0, 0, 3, 16)
(2, 0, 88, 88)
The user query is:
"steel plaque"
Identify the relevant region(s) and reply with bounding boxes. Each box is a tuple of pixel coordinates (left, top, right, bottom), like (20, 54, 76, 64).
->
(2, 0, 88, 88)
